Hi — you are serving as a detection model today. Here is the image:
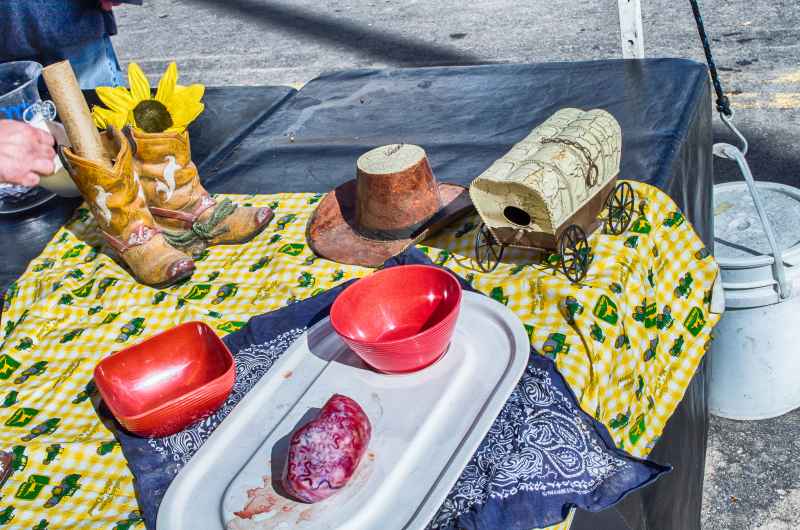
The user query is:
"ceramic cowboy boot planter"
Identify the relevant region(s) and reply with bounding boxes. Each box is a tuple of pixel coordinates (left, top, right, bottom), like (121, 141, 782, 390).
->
(127, 128, 274, 256)
(60, 127, 196, 288)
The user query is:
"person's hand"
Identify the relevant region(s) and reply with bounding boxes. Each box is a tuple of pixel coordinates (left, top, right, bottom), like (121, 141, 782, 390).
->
(0, 120, 56, 187)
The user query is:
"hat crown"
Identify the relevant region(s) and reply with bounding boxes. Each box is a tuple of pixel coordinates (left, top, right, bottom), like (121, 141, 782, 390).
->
(355, 144, 442, 240)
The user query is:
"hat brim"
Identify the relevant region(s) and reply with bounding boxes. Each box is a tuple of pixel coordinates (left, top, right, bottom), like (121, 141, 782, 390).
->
(306, 180, 473, 267)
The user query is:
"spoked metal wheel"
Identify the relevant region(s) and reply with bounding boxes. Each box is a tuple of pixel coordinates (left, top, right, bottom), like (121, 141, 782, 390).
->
(605, 181, 635, 235)
(475, 223, 505, 273)
(558, 224, 590, 283)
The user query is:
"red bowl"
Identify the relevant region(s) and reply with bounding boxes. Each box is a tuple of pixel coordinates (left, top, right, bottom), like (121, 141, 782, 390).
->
(94, 321, 235, 437)
(330, 265, 462, 373)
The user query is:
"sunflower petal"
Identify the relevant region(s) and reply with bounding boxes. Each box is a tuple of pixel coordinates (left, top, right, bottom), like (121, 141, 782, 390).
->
(128, 63, 152, 102)
(172, 83, 205, 104)
(155, 62, 178, 104)
(92, 106, 126, 131)
(169, 102, 205, 131)
(95, 86, 135, 114)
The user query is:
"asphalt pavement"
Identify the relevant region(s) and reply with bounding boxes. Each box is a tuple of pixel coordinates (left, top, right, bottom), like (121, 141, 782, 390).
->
(112, 1, 800, 528)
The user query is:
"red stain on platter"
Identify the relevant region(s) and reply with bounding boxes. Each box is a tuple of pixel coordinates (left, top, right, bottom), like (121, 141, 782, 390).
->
(367, 451, 376, 461)
(299, 508, 313, 521)
(282, 371, 293, 379)
(233, 485, 278, 519)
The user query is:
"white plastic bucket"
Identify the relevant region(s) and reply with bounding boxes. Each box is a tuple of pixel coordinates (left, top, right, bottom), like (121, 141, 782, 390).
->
(709, 181, 800, 420)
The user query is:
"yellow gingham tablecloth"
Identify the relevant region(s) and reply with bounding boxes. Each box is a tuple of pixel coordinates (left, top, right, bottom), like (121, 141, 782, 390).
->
(0, 181, 718, 529)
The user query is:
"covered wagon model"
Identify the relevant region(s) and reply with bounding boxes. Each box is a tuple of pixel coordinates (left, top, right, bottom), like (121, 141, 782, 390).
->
(470, 108, 635, 281)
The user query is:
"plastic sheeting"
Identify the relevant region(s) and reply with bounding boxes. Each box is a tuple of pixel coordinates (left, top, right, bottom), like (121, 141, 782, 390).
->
(0, 59, 713, 530)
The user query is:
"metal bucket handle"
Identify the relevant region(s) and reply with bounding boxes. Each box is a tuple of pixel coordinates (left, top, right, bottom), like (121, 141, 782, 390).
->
(714, 111, 790, 299)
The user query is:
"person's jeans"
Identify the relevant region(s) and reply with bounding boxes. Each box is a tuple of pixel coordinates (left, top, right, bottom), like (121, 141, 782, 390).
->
(42, 34, 123, 89)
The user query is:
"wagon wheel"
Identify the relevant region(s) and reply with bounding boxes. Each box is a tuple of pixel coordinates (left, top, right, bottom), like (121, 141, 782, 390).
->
(558, 225, 590, 283)
(605, 181, 635, 235)
(475, 223, 505, 273)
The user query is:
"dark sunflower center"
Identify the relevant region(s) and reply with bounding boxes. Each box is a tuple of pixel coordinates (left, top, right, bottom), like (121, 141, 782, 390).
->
(133, 100, 173, 133)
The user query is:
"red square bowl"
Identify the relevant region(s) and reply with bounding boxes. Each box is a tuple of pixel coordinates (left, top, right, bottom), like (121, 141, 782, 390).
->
(94, 321, 235, 438)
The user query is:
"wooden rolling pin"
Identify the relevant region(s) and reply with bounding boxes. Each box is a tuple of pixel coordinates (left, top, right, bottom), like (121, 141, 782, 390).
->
(42, 60, 110, 168)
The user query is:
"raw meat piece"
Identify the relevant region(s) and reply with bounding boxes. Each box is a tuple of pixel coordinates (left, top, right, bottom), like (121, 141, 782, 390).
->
(282, 394, 371, 503)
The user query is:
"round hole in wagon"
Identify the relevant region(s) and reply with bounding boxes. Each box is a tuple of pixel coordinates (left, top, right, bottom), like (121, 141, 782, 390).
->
(503, 206, 532, 227)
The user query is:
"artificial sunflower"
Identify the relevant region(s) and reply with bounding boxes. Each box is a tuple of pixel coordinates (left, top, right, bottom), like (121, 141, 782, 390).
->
(91, 62, 204, 134)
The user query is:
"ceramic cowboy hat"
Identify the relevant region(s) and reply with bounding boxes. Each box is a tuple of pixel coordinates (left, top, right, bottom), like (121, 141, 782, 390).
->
(307, 144, 473, 267)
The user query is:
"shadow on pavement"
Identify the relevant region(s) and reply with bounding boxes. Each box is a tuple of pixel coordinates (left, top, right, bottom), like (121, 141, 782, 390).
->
(187, 0, 484, 65)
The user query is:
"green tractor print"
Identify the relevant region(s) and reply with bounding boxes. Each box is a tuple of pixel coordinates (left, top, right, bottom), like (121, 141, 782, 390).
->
(72, 381, 97, 404)
(6, 407, 39, 428)
(670, 336, 685, 357)
(651, 245, 660, 258)
(624, 236, 639, 249)
(152, 291, 167, 305)
(308, 193, 324, 205)
(656, 305, 674, 330)
(610, 282, 623, 294)
(58, 294, 74, 306)
(593, 295, 619, 325)
(33, 519, 50, 530)
(83, 246, 100, 263)
(96, 441, 118, 456)
(65, 269, 84, 280)
(563, 296, 583, 324)
(297, 272, 315, 288)
(674, 273, 693, 299)
(11, 446, 27, 471)
(609, 409, 631, 429)
(542, 333, 570, 359)
(2, 391, 19, 408)
(95, 277, 119, 299)
(249, 256, 272, 272)
(0, 506, 14, 525)
(50, 281, 63, 293)
(15, 337, 33, 351)
(590, 323, 605, 343)
(490, 287, 509, 305)
(13, 361, 47, 384)
(207, 310, 222, 319)
(695, 247, 711, 260)
(71, 278, 95, 298)
(633, 300, 657, 328)
(43, 445, 62, 465)
(524, 324, 535, 341)
(647, 268, 655, 288)
(275, 214, 297, 231)
(113, 510, 144, 530)
(628, 414, 647, 445)
(212, 284, 238, 304)
(635, 375, 645, 400)
(101, 312, 121, 325)
(268, 201, 280, 210)
(286, 295, 298, 305)
(61, 244, 85, 259)
(268, 234, 282, 245)
(663, 211, 684, 228)
(455, 221, 476, 238)
(56, 232, 70, 244)
(194, 249, 210, 262)
(630, 217, 652, 234)
(464, 273, 475, 287)
(59, 328, 85, 344)
(3, 282, 18, 310)
(217, 321, 246, 334)
(331, 270, 344, 282)
(87, 305, 103, 315)
(44, 474, 80, 507)
(614, 334, 630, 350)
(184, 284, 211, 301)
(684, 306, 707, 337)
(642, 338, 659, 362)
(175, 298, 187, 310)
(303, 254, 318, 266)
(116, 318, 145, 343)
(74, 207, 90, 223)
(22, 418, 60, 442)
(0, 354, 21, 380)
(15, 474, 50, 500)
(278, 243, 304, 256)
(32, 259, 55, 272)
(434, 250, 451, 266)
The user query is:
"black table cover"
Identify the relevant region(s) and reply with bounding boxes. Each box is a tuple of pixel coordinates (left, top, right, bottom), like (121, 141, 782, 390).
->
(0, 59, 713, 530)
